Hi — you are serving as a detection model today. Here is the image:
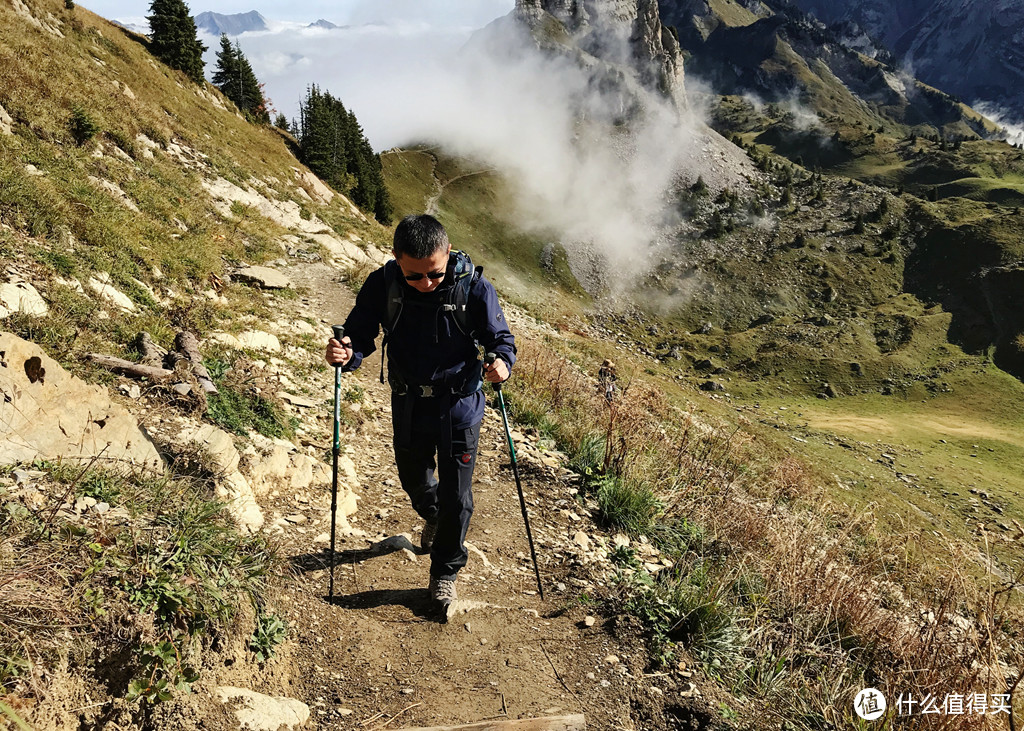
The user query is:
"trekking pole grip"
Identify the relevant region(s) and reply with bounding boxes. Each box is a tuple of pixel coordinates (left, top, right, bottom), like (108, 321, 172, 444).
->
(485, 352, 501, 391)
(332, 325, 345, 349)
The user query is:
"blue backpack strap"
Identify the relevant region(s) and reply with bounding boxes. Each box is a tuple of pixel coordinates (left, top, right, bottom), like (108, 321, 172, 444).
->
(446, 251, 483, 341)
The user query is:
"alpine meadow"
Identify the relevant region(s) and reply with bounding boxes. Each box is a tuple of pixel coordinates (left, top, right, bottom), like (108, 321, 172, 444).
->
(0, 0, 1023, 730)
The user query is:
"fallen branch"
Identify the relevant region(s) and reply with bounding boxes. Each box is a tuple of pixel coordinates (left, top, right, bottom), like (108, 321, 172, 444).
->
(85, 354, 172, 381)
(132, 331, 167, 367)
(170, 331, 218, 394)
(87, 331, 218, 395)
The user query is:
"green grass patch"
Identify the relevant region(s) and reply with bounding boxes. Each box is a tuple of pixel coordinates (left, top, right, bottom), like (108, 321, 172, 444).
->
(0, 461, 275, 703)
(593, 475, 661, 536)
(205, 357, 296, 439)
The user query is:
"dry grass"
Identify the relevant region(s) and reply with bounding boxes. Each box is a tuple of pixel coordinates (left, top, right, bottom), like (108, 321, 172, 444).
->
(0, 463, 277, 713)
(507, 336, 1024, 728)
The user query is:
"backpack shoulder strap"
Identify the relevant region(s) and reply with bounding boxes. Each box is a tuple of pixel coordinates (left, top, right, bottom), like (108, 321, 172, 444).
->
(445, 252, 483, 340)
(382, 260, 404, 335)
(380, 260, 404, 384)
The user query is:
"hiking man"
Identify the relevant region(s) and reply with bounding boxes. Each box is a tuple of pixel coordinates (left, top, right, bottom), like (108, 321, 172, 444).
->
(598, 359, 617, 403)
(325, 214, 516, 608)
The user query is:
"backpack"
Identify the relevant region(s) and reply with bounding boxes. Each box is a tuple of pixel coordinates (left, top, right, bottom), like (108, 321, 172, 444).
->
(378, 249, 484, 387)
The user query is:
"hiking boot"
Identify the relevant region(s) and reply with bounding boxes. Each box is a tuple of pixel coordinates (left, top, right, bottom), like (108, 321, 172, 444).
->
(429, 576, 457, 606)
(420, 520, 437, 554)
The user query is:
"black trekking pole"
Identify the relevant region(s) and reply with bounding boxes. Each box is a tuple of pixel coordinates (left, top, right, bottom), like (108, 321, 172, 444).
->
(486, 353, 544, 600)
(328, 325, 345, 602)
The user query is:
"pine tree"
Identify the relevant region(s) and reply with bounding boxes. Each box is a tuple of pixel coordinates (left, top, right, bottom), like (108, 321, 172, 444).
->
(212, 37, 269, 123)
(212, 35, 238, 91)
(236, 44, 268, 123)
(274, 113, 289, 132)
(296, 85, 392, 224)
(148, 0, 206, 84)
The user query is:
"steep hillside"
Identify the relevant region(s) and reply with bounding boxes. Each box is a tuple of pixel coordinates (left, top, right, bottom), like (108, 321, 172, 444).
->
(661, 0, 1002, 139)
(789, 0, 1024, 119)
(0, 0, 387, 323)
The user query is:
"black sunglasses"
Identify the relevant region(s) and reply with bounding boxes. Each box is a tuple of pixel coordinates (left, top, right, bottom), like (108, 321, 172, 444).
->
(403, 270, 445, 281)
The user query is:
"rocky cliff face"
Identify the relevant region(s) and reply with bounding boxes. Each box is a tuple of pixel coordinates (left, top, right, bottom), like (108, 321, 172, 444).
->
(786, 0, 1024, 118)
(657, 0, 1002, 138)
(515, 0, 687, 109)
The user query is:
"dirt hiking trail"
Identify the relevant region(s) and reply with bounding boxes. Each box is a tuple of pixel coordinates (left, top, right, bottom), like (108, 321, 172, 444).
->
(260, 262, 712, 730)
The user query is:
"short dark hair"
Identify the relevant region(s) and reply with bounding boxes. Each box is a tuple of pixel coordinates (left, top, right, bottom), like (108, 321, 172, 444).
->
(393, 214, 449, 259)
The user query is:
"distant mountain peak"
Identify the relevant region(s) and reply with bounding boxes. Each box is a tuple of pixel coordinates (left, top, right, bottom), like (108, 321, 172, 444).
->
(308, 19, 339, 30)
(194, 10, 268, 36)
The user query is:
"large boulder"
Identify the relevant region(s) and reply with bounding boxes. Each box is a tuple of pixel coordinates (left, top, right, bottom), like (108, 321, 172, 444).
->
(0, 333, 163, 473)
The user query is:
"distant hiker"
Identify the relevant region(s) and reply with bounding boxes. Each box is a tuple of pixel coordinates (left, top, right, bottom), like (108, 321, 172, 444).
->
(598, 359, 617, 403)
(325, 214, 516, 609)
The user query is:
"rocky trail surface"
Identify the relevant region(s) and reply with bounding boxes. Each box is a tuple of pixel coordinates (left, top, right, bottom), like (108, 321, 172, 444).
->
(247, 260, 706, 730)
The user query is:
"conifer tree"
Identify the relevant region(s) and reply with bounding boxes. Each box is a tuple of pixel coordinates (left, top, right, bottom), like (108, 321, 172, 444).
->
(147, 0, 206, 84)
(296, 85, 392, 224)
(212, 36, 269, 123)
(212, 35, 238, 90)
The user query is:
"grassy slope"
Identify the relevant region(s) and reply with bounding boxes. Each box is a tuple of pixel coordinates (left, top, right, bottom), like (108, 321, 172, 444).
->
(0, 0, 387, 364)
(706, 0, 761, 26)
(381, 147, 588, 320)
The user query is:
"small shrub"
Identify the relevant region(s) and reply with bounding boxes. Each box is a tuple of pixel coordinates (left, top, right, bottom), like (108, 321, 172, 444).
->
(626, 563, 746, 675)
(595, 476, 660, 536)
(69, 106, 100, 145)
(126, 640, 199, 703)
(250, 612, 287, 662)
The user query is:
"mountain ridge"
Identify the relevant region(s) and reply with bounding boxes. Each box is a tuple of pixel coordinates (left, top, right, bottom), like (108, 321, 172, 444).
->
(194, 9, 268, 36)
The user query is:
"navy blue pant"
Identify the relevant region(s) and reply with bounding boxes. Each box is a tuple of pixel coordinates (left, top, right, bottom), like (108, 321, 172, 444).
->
(393, 411, 480, 581)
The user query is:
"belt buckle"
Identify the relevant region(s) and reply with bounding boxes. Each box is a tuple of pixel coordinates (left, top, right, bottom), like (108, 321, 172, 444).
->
(419, 385, 434, 398)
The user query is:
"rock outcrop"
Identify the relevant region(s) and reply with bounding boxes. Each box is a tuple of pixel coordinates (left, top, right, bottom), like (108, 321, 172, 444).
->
(215, 686, 310, 730)
(789, 0, 1024, 122)
(513, 0, 687, 111)
(0, 333, 164, 474)
(157, 423, 266, 533)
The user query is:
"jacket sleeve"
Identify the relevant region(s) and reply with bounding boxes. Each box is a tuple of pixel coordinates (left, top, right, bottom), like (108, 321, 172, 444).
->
(472, 276, 517, 371)
(340, 268, 385, 373)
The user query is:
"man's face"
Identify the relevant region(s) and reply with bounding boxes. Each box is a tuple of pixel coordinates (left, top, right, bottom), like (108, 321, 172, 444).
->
(394, 246, 450, 293)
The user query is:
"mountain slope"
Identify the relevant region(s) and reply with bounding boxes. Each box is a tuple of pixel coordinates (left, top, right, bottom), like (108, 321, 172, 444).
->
(660, 0, 1002, 139)
(788, 0, 1024, 120)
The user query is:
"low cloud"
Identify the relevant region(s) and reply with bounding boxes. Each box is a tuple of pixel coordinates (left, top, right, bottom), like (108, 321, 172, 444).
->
(972, 101, 1024, 146)
(181, 8, 711, 287)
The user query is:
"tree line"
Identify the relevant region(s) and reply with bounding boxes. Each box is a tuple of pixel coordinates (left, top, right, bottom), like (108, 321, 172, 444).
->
(293, 86, 393, 225)
(145, 0, 392, 223)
